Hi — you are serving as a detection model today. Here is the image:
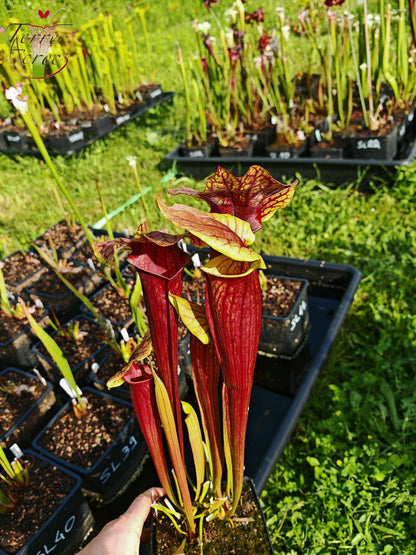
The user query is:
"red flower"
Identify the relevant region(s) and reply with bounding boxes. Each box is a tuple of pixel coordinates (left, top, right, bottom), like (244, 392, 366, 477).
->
(325, 0, 345, 6)
(204, 0, 220, 10)
(245, 7, 265, 23)
(258, 32, 271, 53)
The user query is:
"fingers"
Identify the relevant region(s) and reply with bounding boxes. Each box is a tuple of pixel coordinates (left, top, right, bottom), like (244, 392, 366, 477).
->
(122, 487, 166, 531)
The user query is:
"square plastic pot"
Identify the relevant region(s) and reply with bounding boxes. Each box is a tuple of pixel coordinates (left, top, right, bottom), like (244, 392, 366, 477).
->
(0, 450, 93, 555)
(31, 315, 110, 385)
(0, 368, 56, 449)
(259, 275, 310, 358)
(32, 388, 149, 503)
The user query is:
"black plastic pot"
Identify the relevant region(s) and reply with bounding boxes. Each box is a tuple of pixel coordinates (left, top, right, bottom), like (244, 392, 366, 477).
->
(111, 110, 132, 127)
(26, 264, 100, 317)
(150, 477, 274, 555)
(47, 128, 86, 153)
(0, 450, 93, 555)
(267, 140, 307, 159)
(219, 139, 253, 158)
(32, 387, 149, 503)
(179, 140, 216, 158)
(0, 304, 49, 369)
(0, 367, 56, 449)
(31, 315, 110, 386)
(32, 220, 87, 260)
(259, 275, 310, 358)
(79, 113, 112, 140)
(4, 129, 31, 150)
(139, 84, 164, 105)
(345, 124, 398, 160)
(247, 126, 277, 155)
(1, 250, 47, 295)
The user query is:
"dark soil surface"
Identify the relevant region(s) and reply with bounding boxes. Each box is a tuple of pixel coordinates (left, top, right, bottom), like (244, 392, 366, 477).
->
(33, 221, 86, 254)
(152, 479, 272, 554)
(0, 251, 46, 285)
(0, 305, 47, 345)
(183, 275, 303, 319)
(28, 265, 94, 298)
(0, 369, 47, 436)
(36, 389, 132, 470)
(261, 277, 304, 318)
(84, 282, 134, 326)
(0, 455, 76, 554)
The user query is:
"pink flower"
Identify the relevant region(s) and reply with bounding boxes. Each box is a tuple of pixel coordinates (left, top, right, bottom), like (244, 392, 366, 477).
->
(5, 84, 28, 114)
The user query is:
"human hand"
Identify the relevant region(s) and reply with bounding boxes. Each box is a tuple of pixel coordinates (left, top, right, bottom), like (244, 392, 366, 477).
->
(78, 486, 165, 555)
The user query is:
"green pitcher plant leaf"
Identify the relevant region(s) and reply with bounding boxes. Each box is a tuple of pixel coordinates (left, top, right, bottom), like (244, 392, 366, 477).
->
(182, 401, 206, 502)
(19, 300, 84, 410)
(152, 369, 196, 535)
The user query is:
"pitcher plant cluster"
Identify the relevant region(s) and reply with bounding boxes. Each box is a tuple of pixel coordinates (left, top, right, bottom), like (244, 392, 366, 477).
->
(93, 165, 297, 544)
(180, 0, 416, 147)
(0, 6, 155, 128)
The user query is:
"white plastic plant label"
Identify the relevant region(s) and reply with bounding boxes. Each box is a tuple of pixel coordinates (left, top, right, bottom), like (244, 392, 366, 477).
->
(10, 444, 24, 459)
(59, 378, 82, 400)
(91, 362, 100, 374)
(32, 368, 47, 386)
(121, 328, 130, 342)
(192, 253, 201, 268)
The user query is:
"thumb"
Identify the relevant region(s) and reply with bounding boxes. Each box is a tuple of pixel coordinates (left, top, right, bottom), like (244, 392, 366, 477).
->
(121, 487, 166, 531)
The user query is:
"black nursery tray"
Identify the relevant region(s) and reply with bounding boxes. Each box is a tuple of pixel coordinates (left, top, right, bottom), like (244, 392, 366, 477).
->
(0, 92, 175, 157)
(165, 134, 416, 185)
(245, 254, 361, 492)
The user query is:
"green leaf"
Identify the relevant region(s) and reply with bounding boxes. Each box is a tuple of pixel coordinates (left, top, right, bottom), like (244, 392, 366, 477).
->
(20, 301, 83, 408)
(169, 294, 210, 344)
(182, 401, 206, 501)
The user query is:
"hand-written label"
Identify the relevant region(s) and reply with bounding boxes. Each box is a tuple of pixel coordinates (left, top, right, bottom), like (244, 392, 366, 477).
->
(188, 150, 204, 158)
(35, 515, 76, 555)
(68, 131, 84, 144)
(99, 435, 138, 484)
(356, 138, 381, 150)
(150, 88, 162, 98)
(269, 150, 292, 159)
(116, 114, 130, 125)
(289, 299, 307, 332)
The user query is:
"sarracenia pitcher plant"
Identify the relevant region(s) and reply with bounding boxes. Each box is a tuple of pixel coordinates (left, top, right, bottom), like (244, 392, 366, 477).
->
(94, 165, 297, 544)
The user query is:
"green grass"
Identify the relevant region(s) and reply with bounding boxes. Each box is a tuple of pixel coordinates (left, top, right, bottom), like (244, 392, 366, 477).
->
(1, 0, 416, 552)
